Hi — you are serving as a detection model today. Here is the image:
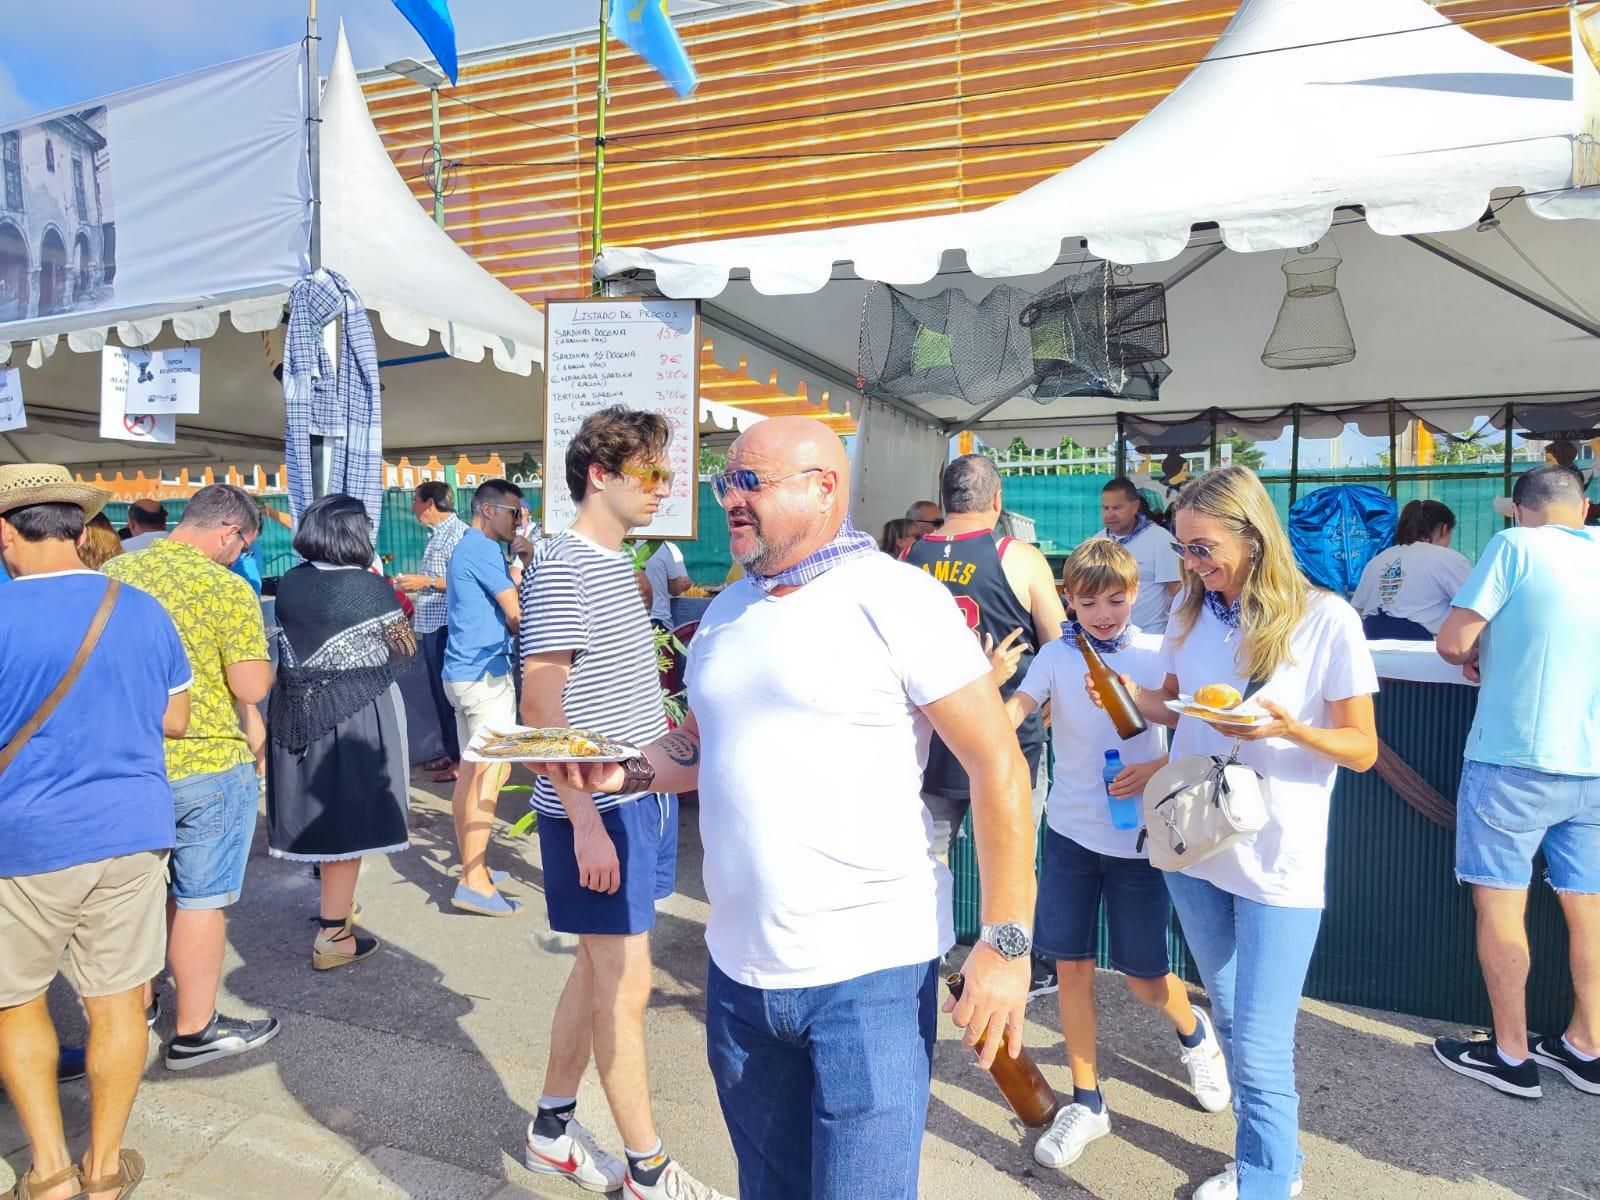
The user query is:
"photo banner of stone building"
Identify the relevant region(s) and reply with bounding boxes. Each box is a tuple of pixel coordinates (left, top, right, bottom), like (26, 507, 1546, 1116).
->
(0, 42, 307, 345)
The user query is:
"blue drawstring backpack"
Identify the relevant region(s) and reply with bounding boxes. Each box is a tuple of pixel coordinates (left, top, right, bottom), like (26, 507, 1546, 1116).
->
(1288, 485, 1397, 595)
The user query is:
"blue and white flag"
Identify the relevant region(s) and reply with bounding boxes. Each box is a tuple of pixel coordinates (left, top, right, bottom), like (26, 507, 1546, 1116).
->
(610, 0, 697, 97)
(391, 0, 459, 85)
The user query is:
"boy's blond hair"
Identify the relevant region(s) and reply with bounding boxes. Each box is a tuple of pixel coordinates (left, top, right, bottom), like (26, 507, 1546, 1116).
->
(1062, 538, 1141, 599)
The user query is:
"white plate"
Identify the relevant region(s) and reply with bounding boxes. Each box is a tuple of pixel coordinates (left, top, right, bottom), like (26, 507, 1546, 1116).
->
(461, 725, 641, 764)
(1165, 697, 1270, 726)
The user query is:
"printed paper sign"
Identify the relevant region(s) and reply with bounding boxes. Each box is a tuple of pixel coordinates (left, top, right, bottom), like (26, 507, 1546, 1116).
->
(0, 369, 24, 432)
(110, 345, 201, 415)
(100, 349, 176, 444)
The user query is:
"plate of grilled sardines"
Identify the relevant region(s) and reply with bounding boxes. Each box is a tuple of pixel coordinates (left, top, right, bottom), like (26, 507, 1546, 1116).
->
(463, 725, 641, 764)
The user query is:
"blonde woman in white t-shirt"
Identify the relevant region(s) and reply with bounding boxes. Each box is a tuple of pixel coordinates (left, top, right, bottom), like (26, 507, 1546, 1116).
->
(1090, 465, 1378, 1200)
(1351, 500, 1471, 640)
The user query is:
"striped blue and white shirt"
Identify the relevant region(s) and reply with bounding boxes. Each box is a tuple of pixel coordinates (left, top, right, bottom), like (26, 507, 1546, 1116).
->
(518, 530, 668, 818)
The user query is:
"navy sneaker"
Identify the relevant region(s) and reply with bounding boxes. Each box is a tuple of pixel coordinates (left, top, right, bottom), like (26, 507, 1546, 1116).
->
(1028, 954, 1059, 1002)
(1530, 1033, 1600, 1096)
(57, 1046, 87, 1083)
(1433, 1034, 1541, 1099)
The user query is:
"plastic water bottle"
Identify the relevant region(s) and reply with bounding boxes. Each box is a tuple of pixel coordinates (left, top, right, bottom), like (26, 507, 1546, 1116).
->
(1104, 750, 1140, 831)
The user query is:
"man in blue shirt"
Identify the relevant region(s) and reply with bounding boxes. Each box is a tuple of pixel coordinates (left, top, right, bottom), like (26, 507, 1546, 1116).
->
(0, 464, 192, 1199)
(1434, 465, 1600, 1100)
(444, 478, 533, 916)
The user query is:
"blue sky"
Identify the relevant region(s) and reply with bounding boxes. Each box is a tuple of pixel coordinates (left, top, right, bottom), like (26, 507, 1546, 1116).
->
(0, 1, 600, 124)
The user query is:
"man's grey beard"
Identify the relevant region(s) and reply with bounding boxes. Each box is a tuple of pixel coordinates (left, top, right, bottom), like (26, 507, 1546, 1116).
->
(732, 527, 805, 576)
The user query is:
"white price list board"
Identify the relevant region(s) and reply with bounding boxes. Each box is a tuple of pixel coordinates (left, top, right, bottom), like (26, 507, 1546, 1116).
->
(542, 297, 700, 539)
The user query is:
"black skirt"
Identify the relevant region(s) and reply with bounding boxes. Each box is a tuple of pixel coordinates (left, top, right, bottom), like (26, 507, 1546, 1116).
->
(267, 683, 410, 862)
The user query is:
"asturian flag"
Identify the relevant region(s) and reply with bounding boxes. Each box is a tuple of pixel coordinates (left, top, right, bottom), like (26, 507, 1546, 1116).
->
(610, 0, 697, 97)
(391, 0, 459, 85)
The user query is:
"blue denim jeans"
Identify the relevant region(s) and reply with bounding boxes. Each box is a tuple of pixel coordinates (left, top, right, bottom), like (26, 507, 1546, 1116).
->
(705, 958, 939, 1200)
(1165, 872, 1322, 1200)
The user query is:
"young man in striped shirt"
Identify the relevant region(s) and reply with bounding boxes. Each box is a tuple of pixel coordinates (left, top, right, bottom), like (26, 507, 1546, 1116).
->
(516, 407, 729, 1200)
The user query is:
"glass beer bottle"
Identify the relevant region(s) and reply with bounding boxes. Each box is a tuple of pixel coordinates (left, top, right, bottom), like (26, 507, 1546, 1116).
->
(1076, 623, 1148, 739)
(945, 973, 1059, 1127)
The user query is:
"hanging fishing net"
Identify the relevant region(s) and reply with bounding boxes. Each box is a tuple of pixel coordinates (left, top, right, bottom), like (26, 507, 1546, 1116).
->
(858, 263, 1170, 408)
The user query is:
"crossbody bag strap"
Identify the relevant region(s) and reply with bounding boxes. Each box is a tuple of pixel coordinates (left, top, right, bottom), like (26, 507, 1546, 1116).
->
(0, 578, 121, 777)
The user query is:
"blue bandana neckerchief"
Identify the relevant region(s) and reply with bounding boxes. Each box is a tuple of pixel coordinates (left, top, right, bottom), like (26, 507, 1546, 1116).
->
(1106, 514, 1151, 546)
(1205, 590, 1243, 630)
(748, 518, 879, 593)
(1061, 619, 1135, 655)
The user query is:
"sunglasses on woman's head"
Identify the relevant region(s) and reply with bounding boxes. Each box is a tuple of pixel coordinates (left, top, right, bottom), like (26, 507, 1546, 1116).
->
(709, 467, 823, 502)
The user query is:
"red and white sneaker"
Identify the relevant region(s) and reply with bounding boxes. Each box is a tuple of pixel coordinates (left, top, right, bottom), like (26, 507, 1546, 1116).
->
(624, 1159, 734, 1200)
(524, 1117, 625, 1193)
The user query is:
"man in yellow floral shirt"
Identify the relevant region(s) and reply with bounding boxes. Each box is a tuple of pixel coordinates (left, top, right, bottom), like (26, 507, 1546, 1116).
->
(106, 484, 281, 1070)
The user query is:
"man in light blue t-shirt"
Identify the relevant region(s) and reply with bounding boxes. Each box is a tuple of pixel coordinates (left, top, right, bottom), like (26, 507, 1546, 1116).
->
(1433, 465, 1600, 1100)
(443, 478, 533, 916)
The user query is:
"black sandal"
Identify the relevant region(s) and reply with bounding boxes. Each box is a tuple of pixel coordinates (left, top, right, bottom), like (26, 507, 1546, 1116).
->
(311, 915, 380, 971)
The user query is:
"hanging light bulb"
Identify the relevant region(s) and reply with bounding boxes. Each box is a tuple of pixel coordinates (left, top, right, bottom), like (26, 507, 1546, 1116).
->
(1260, 243, 1356, 370)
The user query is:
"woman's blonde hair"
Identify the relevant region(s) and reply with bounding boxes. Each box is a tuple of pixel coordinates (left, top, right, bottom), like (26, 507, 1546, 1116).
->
(78, 513, 125, 572)
(1170, 465, 1309, 680)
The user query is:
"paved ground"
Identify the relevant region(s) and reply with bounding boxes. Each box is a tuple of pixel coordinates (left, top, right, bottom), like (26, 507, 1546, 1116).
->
(3, 778, 1595, 1200)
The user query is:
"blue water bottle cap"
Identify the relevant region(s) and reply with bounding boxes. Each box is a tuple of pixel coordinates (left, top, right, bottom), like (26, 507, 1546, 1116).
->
(1104, 750, 1121, 763)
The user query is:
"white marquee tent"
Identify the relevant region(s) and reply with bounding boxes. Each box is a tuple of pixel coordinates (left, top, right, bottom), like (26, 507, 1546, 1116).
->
(0, 27, 544, 473)
(596, 0, 1600, 532)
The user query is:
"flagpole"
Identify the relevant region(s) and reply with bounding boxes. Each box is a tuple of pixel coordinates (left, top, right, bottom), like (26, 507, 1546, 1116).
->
(592, 0, 609, 293)
(306, 0, 322, 272)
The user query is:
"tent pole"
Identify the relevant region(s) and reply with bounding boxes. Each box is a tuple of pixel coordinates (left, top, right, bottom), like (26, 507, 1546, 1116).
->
(1403, 234, 1600, 341)
(305, 0, 322, 271)
(430, 86, 445, 227)
(1208, 409, 1218, 471)
(1115, 411, 1126, 478)
(1502, 402, 1516, 526)
(1289, 404, 1301, 505)
(591, 0, 609, 291)
(1387, 398, 1398, 498)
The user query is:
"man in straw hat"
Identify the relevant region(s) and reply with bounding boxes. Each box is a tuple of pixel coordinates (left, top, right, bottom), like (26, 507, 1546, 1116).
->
(0, 464, 193, 1200)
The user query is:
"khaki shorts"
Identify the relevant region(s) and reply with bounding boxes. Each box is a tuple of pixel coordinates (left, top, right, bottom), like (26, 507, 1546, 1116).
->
(445, 672, 517, 755)
(0, 850, 170, 1007)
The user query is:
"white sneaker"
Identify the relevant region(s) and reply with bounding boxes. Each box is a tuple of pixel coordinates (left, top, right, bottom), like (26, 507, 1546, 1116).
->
(1032, 1101, 1112, 1169)
(1192, 1162, 1303, 1199)
(1180, 1007, 1233, 1114)
(624, 1159, 735, 1200)
(524, 1117, 625, 1193)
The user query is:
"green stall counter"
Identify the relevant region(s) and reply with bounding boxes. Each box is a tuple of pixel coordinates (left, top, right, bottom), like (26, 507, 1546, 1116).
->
(950, 645, 1574, 1032)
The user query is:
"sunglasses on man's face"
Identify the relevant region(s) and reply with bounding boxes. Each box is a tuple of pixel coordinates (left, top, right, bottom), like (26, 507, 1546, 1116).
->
(710, 467, 823, 502)
(619, 463, 676, 490)
(1170, 539, 1217, 562)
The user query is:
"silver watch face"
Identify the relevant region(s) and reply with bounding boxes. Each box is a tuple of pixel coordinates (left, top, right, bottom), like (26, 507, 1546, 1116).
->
(986, 922, 1031, 960)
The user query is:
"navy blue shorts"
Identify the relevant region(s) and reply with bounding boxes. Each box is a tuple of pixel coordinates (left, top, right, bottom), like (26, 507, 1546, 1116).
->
(1033, 829, 1173, 980)
(538, 793, 678, 936)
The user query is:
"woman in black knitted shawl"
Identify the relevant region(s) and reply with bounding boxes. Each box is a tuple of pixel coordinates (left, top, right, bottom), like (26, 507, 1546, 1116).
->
(267, 495, 415, 970)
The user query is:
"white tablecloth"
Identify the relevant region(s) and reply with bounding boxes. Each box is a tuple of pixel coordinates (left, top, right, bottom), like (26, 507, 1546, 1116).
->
(1367, 639, 1477, 688)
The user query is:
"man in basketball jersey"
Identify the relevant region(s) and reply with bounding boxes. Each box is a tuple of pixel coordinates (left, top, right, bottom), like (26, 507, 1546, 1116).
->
(903, 453, 1066, 996)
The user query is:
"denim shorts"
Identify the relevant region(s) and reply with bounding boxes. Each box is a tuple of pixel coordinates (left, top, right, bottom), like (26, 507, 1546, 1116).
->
(1455, 759, 1600, 894)
(538, 793, 678, 935)
(169, 763, 260, 910)
(1034, 829, 1174, 980)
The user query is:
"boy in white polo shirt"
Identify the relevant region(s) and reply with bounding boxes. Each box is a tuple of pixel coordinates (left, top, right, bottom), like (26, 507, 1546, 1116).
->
(1005, 539, 1230, 1171)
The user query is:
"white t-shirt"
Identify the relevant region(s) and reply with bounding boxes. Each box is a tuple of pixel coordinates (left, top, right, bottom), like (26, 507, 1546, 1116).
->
(643, 542, 688, 624)
(1017, 631, 1169, 858)
(686, 553, 990, 989)
(1093, 522, 1181, 633)
(1162, 593, 1378, 909)
(1350, 542, 1472, 635)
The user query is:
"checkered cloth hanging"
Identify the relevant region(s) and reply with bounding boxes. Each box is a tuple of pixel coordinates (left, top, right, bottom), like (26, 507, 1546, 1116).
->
(282, 268, 383, 540)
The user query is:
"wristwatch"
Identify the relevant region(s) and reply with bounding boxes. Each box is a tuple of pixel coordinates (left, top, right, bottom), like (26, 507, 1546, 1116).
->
(978, 921, 1032, 961)
(620, 756, 657, 794)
